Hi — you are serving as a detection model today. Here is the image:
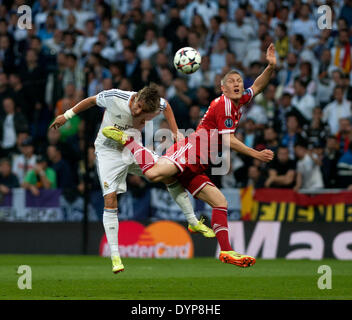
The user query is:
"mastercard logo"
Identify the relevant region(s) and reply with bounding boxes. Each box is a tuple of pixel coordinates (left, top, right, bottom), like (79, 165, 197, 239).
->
(99, 220, 194, 258)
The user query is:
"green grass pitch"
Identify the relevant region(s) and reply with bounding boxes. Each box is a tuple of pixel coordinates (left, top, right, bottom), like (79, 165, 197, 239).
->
(0, 255, 351, 300)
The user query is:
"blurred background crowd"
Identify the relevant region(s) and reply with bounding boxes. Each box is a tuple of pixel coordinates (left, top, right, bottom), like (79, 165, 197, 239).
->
(0, 0, 351, 205)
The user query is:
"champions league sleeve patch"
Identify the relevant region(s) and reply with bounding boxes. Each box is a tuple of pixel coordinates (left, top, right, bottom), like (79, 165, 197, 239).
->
(160, 98, 167, 111)
(224, 118, 234, 128)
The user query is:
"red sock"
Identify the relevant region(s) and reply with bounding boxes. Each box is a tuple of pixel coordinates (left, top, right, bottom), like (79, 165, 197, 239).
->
(211, 207, 232, 251)
(125, 138, 155, 174)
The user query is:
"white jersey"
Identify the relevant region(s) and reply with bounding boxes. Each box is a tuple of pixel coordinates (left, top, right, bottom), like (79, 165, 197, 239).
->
(95, 88, 167, 150)
(93, 88, 167, 196)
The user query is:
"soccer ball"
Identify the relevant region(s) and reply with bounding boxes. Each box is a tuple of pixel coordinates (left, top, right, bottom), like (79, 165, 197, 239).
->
(173, 47, 201, 74)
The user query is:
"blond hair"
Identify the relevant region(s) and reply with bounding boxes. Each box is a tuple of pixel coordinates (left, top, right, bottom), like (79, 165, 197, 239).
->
(136, 83, 160, 113)
(221, 70, 242, 86)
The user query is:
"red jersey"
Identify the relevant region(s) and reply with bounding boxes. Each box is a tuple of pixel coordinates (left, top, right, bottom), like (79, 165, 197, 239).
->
(163, 89, 254, 195)
(197, 88, 254, 135)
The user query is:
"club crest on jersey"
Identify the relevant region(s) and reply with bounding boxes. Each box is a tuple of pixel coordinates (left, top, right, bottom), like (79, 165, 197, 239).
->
(224, 118, 233, 128)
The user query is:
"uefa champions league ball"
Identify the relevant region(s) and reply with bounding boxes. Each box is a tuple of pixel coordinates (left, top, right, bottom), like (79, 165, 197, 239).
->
(173, 47, 202, 74)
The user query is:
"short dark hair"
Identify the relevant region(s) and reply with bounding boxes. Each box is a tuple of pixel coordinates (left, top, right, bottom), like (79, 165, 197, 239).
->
(295, 138, 308, 149)
(294, 34, 305, 46)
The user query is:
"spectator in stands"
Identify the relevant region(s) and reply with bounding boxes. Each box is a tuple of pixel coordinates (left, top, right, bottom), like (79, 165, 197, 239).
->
(188, 55, 215, 89)
(336, 141, 352, 189)
(323, 86, 352, 135)
(169, 77, 193, 127)
(298, 61, 316, 95)
(274, 23, 289, 61)
(140, 59, 159, 87)
(192, 86, 211, 112)
(316, 48, 336, 107)
(54, 83, 77, 117)
(0, 97, 28, 157)
(210, 36, 229, 73)
(291, 34, 316, 70)
(123, 45, 142, 89)
(341, 73, 352, 101)
(136, 28, 159, 61)
(0, 34, 15, 74)
(277, 52, 299, 88)
(184, 105, 201, 131)
(0, 158, 19, 195)
(262, 126, 279, 154)
(290, 3, 319, 41)
(340, 0, 352, 27)
(264, 145, 296, 189)
(336, 118, 352, 154)
(12, 137, 37, 184)
(254, 82, 277, 124)
(77, 145, 103, 217)
(8, 73, 29, 118)
(187, 30, 206, 57)
(0, 73, 13, 115)
(242, 118, 262, 149)
(222, 7, 255, 62)
(306, 106, 330, 148)
(322, 135, 342, 188)
(47, 144, 73, 189)
(331, 28, 352, 74)
(274, 90, 305, 134)
(281, 113, 307, 159)
(63, 53, 85, 92)
(22, 154, 57, 196)
(294, 139, 324, 191)
(204, 15, 222, 55)
(291, 78, 316, 122)
(247, 161, 266, 189)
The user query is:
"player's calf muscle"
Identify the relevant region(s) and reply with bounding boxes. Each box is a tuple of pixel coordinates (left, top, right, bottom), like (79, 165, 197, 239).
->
(104, 193, 117, 209)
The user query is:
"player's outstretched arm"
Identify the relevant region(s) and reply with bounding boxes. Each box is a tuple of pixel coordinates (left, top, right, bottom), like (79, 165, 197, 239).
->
(228, 134, 274, 162)
(250, 43, 276, 97)
(49, 96, 97, 130)
(163, 100, 184, 141)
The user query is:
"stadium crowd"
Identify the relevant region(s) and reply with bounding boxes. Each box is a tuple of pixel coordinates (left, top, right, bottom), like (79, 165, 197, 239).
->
(0, 0, 352, 205)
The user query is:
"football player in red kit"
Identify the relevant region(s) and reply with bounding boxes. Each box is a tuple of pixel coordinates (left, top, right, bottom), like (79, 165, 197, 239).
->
(103, 43, 276, 267)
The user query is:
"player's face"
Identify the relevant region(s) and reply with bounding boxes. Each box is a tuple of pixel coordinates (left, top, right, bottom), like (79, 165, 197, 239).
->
(221, 74, 244, 101)
(130, 96, 145, 117)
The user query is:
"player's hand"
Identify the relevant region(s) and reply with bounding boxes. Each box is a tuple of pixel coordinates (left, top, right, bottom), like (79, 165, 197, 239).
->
(257, 149, 274, 163)
(266, 43, 276, 67)
(30, 185, 40, 197)
(49, 115, 67, 130)
(174, 130, 185, 142)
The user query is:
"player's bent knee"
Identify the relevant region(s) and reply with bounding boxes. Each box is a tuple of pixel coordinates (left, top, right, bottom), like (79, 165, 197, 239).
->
(145, 170, 163, 183)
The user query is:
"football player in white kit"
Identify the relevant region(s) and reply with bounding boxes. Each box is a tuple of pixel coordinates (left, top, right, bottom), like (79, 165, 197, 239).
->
(50, 84, 214, 273)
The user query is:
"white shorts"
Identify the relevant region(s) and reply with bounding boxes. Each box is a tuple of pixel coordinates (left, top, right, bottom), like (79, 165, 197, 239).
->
(95, 145, 158, 196)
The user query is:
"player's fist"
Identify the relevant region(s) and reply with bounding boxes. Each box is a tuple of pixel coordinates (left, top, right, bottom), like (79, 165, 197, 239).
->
(257, 149, 274, 163)
(50, 115, 67, 130)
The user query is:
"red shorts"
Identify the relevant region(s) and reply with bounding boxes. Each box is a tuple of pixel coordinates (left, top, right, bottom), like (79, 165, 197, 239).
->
(162, 136, 215, 196)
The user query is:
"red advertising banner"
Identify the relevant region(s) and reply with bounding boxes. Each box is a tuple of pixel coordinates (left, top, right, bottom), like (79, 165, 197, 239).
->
(251, 189, 352, 222)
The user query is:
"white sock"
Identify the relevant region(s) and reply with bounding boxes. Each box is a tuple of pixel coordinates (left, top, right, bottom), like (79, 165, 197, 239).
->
(166, 181, 199, 226)
(103, 208, 120, 257)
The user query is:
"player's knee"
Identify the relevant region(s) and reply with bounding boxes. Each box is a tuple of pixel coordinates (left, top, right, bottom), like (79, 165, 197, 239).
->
(145, 170, 163, 183)
(214, 195, 228, 209)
